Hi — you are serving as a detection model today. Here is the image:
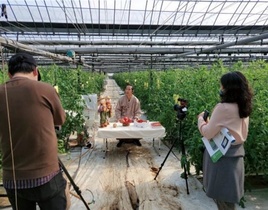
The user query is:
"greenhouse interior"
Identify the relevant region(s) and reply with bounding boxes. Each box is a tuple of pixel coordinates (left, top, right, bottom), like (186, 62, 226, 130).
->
(0, 0, 268, 210)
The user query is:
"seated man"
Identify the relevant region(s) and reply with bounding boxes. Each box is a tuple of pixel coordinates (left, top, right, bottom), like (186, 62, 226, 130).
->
(115, 83, 142, 147)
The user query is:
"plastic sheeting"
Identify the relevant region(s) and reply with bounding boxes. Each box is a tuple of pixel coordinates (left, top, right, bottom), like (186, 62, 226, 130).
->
(81, 94, 98, 127)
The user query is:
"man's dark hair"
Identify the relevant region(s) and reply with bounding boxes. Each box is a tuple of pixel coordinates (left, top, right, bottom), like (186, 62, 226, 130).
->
(220, 71, 253, 118)
(125, 83, 134, 92)
(8, 53, 37, 76)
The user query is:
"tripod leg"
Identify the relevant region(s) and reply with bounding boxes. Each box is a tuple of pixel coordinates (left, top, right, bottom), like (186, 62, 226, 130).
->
(58, 158, 90, 210)
(179, 120, 190, 194)
(154, 136, 178, 180)
(182, 161, 190, 194)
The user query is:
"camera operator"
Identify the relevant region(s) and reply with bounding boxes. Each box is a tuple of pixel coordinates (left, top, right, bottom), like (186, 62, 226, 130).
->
(0, 53, 68, 210)
(197, 71, 253, 210)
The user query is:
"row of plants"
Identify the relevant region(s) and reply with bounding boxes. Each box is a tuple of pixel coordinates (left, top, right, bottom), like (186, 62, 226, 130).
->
(1, 60, 267, 180)
(113, 60, 268, 180)
(0, 65, 105, 154)
(38, 65, 105, 152)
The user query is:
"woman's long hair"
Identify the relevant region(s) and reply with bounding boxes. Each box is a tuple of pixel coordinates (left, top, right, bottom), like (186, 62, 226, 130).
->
(220, 71, 253, 118)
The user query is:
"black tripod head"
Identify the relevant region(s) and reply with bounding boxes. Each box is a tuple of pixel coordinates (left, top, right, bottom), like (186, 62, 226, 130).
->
(174, 98, 188, 121)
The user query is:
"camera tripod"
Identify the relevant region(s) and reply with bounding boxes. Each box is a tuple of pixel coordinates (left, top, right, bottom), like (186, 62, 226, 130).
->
(58, 158, 91, 210)
(154, 119, 190, 195)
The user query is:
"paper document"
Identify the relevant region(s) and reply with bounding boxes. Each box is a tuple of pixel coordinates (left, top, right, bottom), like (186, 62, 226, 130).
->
(202, 128, 235, 163)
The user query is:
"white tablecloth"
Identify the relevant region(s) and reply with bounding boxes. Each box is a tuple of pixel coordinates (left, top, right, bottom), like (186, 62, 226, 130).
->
(97, 122, 166, 139)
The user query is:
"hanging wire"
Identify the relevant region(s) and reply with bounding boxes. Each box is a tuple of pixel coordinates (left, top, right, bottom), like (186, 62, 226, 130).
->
(1, 44, 19, 210)
(78, 0, 88, 36)
(5, 1, 58, 52)
(56, 0, 83, 34)
(153, 0, 268, 62)
(2, 0, 268, 71)
(131, 0, 163, 42)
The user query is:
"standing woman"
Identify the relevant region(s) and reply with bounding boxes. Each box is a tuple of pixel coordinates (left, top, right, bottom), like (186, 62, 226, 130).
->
(197, 71, 253, 210)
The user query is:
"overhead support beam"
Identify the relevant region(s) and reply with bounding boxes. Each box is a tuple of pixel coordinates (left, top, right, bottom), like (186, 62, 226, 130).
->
(165, 32, 268, 60)
(80, 53, 268, 60)
(1, 21, 268, 36)
(18, 40, 268, 46)
(0, 36, 91, 68)
(37, 46, 268, 55)
(33, 53, 268, 64)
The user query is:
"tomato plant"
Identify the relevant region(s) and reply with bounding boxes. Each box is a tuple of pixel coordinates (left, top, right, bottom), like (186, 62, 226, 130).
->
(113, 60, 268, 180)
(38, 65, 105, 151)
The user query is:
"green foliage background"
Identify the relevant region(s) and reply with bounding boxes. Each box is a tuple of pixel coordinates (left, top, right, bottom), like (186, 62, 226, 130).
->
(0, 65, 105, 154)
(38, 65, 105, 152)
(1, 60, 268, 181)
(113, 60, 268, 178)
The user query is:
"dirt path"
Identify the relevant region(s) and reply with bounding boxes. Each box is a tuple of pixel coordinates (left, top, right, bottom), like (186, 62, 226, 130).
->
(64, 141, 217, 210)
(64, 78, 217, 210)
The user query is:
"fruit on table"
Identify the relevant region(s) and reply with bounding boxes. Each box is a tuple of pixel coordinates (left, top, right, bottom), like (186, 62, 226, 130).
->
(121, 117, 132, 126)
(137, 119, 146, 123)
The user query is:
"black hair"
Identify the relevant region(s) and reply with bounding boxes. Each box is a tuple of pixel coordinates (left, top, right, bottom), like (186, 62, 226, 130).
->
(125, 82, 134, 92)
(220, 71, 253, 118)
(8, 53, 37, 76)
(37, 70, 41, 81)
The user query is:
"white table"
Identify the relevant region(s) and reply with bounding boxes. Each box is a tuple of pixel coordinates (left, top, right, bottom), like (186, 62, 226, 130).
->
(97, 122, 166, 157)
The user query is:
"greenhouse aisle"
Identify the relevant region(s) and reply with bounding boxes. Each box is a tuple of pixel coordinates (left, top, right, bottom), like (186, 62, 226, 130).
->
(67, 77, 218, 210)
(64, 77, 268, 210)
(1, 77, 267, 210)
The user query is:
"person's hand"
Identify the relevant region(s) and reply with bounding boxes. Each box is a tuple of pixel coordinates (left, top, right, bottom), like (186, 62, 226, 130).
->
(198, 112, 204, 119)
(197, 112, 210, 122)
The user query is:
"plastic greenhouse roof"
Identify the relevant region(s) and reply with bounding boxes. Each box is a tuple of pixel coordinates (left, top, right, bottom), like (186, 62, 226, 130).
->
(1, 0, 268, 72)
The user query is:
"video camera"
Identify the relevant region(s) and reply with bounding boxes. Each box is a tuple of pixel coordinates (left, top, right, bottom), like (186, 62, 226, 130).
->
(174, 98, 188, 120)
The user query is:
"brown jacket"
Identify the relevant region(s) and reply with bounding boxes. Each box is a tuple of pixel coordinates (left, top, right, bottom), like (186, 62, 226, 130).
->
(0, 77, 66, 181)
